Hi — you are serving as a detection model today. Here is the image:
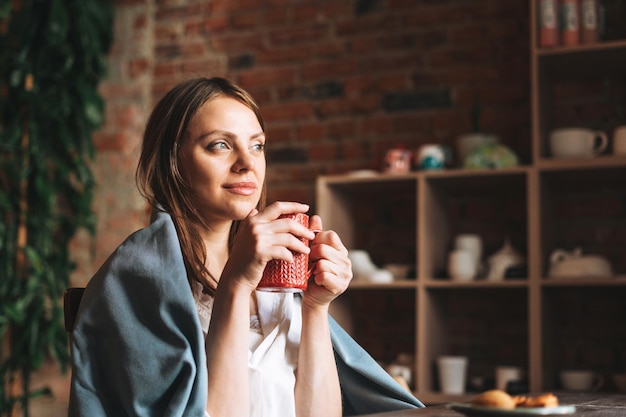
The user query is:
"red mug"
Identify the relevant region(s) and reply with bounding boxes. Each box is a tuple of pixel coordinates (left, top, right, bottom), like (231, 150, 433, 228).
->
(257, 213, 312, 292)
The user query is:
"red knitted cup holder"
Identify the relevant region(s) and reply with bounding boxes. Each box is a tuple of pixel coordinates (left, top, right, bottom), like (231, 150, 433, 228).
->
(258, 213, 310, 292)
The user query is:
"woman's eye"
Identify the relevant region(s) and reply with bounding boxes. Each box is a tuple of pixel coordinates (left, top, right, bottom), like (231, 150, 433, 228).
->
(251, 143, 265, 152)
(207, 141, 229, 151)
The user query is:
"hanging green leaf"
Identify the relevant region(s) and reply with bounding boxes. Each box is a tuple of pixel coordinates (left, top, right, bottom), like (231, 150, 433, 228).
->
(0, 0, 113, 415)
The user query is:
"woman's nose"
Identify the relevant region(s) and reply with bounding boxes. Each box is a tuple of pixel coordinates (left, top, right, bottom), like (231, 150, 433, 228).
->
(232, 150, 255, 172)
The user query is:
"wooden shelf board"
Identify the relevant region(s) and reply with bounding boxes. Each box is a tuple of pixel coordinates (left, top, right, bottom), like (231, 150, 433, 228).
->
(423, 280, 529, 289)
(348, 280, 417, 289)
(536, 156, 626, 171)
(541, 276, 626, 286)
(536, 39, 626, 56)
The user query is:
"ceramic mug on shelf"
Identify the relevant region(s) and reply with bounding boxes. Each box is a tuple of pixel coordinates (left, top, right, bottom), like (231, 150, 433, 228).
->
(454, 234, 483, 267)
(495, 366, 524, 392)
(438, 356, 468, 395)
(448, 250, 478, 281)
(613, 125, 626, 155)
(416, 144, 446, 170)
(560, 370, 604, 392)
(549, 127, 608, 158)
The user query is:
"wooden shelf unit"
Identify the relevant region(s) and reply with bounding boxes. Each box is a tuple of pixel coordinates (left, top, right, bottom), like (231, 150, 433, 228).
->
(317, 2, 626, 405)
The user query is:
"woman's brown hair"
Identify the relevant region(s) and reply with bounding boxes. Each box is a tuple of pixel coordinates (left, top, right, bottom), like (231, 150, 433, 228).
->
(136, 77, 267, 295)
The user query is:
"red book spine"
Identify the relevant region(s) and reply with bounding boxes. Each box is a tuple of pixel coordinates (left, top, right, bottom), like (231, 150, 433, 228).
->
(539, 0, 559, 47)
(561, 0, 580, 46)
(581, 0, 599, 43)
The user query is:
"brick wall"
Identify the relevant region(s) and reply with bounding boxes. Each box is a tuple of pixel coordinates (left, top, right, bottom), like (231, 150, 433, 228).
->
(34, 0, 533, 414)
(150, 0, 531, 209)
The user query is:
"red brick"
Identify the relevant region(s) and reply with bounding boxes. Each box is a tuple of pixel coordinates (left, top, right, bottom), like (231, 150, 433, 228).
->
(312, 41, 345, 59)
(262, 102, 314, 122)
(309, 142, 339, 161)
(210, 33, 264, 51)
(231, 11, 260, 29)
(203, 15, 229, 32)
(153, 62, 179, 78)
(360, 115, 394, 136)
(208, 0, 232, 13)
(257, 45, 313, 65)
(348, 36, 378, 54)
(94, 132, 130, 152)
(265, 125, 293, 144)
(260, 8, 289, 25)
(302, 59, 358, 81)
(269, 24, 330, 46)
(129, 58, 150, 78)
(341, 141, 369, 160)
(155, 3, 208, 21)
(317, 98, 351, 118)
(296, 123, 324, 141)
(327, 119, 356, 139)
(182, 58, 225, 75)
(344, 76, 375, 96)
(237, 67, 298, 88)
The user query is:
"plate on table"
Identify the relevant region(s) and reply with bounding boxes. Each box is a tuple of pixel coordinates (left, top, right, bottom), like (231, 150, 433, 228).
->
(448, 403, 576, 416)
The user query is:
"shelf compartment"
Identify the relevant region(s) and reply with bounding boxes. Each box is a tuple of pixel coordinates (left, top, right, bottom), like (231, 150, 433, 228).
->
(534, 42, 626, 159)
(536, 39, 626, 77)
(331, 288, 416, 371)
(420, 171, 528, 280)
(542, 286, 626, 392)
(420, 287, 528, 397)
(317, 175, 417, 268)
(538, 166, 626, 278)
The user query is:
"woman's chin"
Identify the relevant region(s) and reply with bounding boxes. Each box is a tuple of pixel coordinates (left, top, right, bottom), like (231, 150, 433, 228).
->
(229, 201, 260, 220)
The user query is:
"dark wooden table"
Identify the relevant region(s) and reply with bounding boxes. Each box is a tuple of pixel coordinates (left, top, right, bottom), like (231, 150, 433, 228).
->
(356, 393, 626, 416)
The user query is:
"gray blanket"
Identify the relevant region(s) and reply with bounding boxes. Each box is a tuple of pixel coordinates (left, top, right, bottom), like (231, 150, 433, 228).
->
(69, 210, 423, 416)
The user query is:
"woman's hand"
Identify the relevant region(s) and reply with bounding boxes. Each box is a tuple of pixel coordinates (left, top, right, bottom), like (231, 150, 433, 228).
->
(303, 215, 352, 309)
(221, 201, 315, 292)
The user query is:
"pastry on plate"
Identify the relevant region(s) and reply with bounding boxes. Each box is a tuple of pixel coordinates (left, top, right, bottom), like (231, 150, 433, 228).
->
(514, 392, 559, 408)
(470, 389, 516, 409)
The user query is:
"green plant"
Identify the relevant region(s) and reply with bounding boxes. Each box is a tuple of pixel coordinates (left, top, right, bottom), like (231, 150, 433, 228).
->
(0, 1, 113, 415)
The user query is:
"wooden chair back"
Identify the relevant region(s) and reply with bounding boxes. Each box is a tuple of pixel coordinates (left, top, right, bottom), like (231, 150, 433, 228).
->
(64, 287, 85, 332)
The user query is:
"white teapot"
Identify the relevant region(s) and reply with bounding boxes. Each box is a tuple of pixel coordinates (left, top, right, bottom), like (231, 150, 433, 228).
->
(486, 239, 525, 281)
(548, 247, 613, 278)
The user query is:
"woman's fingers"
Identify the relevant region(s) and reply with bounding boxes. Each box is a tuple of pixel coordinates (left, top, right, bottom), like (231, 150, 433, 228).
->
(254, 201, 310, 222)
(309, 214, 323, 232)
(303, 226, 353, 306)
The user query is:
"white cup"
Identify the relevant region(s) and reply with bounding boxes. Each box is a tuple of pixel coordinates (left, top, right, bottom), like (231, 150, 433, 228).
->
(613, 125, 626, 155)
(560, 370, 604, 392)
(549, 128, 608, 158)
(496, 366, 524, 392)
(437, 356, 468, 394)
(448, 250, 478, 281)
(454, 234, 483, 264)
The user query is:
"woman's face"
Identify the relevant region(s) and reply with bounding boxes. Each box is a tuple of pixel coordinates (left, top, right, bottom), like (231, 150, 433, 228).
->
(178, 96, 266, 224)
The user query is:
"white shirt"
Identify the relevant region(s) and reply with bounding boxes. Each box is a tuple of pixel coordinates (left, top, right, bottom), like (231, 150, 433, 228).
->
(193, 283, 301, 417)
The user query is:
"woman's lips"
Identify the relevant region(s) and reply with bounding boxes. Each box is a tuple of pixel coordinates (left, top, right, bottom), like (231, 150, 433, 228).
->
(224, 182, 257, 196)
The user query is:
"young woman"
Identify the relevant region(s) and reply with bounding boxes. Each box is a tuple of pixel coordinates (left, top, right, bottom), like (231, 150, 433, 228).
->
(68, 77, 423, 417)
